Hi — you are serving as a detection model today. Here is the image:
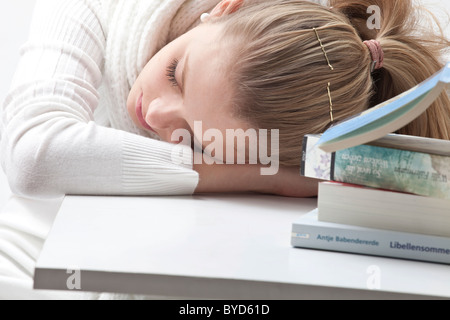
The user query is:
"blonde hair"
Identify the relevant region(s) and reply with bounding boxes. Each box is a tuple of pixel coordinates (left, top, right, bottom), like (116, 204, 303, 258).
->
(212, 0, 450, 166)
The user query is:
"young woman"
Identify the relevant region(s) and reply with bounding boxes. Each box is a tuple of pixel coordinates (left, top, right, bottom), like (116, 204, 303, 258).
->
(1, 0, 449, 200)
(0, 0, 449, 300)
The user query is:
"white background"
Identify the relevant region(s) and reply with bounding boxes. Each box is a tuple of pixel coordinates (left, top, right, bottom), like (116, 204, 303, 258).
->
(0, 1, 37, 208)
(0, 1, 449, 210)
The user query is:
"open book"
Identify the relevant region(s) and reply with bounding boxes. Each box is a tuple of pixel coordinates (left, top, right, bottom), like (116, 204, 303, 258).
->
(316, 62, 450, 153)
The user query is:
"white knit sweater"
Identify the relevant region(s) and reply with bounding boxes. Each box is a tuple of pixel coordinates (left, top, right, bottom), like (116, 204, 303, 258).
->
(0, 0, 219, 199)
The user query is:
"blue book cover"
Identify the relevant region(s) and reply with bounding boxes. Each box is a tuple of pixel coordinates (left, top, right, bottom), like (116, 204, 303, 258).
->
(291, 209, 450, 265)
(316, 62, 450, 153)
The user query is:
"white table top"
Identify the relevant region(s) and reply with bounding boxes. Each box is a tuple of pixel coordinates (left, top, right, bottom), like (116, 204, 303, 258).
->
(34, 194, 450, 299)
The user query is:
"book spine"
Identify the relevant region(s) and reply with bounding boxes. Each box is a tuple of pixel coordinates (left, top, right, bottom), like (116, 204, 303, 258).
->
(301, 135, 450, 200)
(292, 214, 450, 265)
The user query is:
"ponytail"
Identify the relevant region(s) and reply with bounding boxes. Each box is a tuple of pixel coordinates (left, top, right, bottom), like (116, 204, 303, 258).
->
(330, 0, 450, 139)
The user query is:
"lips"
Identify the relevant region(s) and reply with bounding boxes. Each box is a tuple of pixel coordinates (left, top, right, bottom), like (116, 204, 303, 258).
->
(136, 93, 157, 133)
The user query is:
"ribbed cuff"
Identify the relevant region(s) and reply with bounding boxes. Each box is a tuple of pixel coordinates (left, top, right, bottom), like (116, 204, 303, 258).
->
(121, 133, 199, 195)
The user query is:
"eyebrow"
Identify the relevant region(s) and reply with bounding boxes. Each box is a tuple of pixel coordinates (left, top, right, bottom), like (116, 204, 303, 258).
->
(180, 53, 190, 97)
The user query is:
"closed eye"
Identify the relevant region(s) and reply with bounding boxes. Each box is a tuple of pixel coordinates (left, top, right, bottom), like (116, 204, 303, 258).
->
(166, 58, 179, 87)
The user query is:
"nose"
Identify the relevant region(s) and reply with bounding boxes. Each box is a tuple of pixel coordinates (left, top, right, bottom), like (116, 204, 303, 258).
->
(145, 98, 182, 129)
(144, 98, 187, 137)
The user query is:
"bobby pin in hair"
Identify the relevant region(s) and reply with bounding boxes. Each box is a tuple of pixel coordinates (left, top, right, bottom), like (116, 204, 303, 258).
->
(327, 82, 334, 123)
(314, 28, 335, 123)
(313, 27, 334, 71)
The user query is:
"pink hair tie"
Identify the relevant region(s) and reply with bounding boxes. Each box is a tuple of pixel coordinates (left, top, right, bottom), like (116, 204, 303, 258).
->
(363, 40, 384, 72)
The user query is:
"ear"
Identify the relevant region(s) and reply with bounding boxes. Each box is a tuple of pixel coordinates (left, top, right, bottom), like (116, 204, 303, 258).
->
(210, 0, 244, 18)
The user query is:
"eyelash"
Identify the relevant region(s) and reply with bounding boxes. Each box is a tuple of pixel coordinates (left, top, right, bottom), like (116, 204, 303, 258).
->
(166, 59, 179, 87)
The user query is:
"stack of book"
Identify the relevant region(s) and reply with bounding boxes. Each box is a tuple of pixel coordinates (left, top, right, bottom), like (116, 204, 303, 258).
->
(292, 62, 450, 264)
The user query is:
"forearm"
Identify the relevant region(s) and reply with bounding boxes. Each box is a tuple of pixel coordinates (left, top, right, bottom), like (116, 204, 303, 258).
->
(194, 162, 262, 194)
(194, 159, 319, 197)
(1, 118, 200, 198)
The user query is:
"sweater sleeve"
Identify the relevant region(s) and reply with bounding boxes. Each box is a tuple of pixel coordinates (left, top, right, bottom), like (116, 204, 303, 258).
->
(0, 0, 199, 199)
